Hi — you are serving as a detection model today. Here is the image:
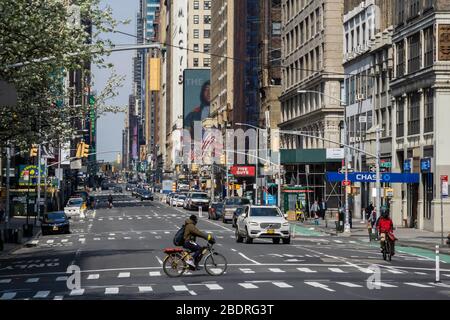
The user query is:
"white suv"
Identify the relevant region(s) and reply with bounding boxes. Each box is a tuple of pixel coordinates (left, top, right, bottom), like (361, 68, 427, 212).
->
(235, 205, 291, 244)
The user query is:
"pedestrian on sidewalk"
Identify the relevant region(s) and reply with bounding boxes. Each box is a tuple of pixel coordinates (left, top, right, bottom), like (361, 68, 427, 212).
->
(310, 200, 319, 219)
(365, 202, 374, 220)
(319, 199, 327, 220)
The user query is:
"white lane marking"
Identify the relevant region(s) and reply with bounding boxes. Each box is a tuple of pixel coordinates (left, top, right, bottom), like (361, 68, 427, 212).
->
(139, 286, 153, 293)
(430, 282, 450, 288)
(373, 282, 397, 288)
(118, 272, 130, 278)
(305, 282, 335, 292)
(26, 278, 39, 283)
(337, 282, 363, 288)
(94, 238, 101, 241)
(87, 274, 100, 280)
(61, 239, 68, 243)
(384, 268, 404, 274)
(238, 252, 261, 265)
(297, 268, 317, 273)
(164, 231, 170, 234)
(329, 268, 346, 273)
(349, 241, 357, 244)
(70, 289, 85, 296)
(56, 276, 68, 282)
(273, 282, 293, 288)
(156, 256, 163, 265)
(0, 292, 16, 300)
(334, 240, 343, 243)
(46, 240, 54, 244)
(205, 284, 223, 290)
(415, 272, 428, 275)
(0, 279, 12, 284)
(305, 254, 312, 257)
(173, 285, 189, 291)
(269, 268, 285, 273)
(54, 296, 64, 300)
(149, 271, 161, 276)
(108, 237, 115, 240)
(444, 274, 450, 278)
(231, 249, 237, 252)
(239, 268, 255, 274)
(239, 283, 258, 289)
(123, 237, 131, 240)
(34, 291, 50, 298)
(405, 283, 433, 288)
(105, 287, 119, 295)
(109, 233, 116, 236)
(189, 290, 197, 296)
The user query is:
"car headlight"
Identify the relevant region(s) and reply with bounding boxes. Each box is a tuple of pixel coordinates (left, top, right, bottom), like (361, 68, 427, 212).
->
(249, 222, 259, 227)
(282, 222, 290, 227)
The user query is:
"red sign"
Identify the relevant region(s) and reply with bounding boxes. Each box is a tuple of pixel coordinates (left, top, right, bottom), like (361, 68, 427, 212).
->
(230, 166, 256, 177)
(441, 175, 448, 182)
(342, 180, 351, 186)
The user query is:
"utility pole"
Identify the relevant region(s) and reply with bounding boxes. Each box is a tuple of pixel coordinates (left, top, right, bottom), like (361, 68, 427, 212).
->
(5, 143, 11, 231)
(225, 122, 229, 198)
(375, 126, 381, 220)
(36, 144, 41, 225)
(255, 129, 259, 205)
(344, 114, 350, 233)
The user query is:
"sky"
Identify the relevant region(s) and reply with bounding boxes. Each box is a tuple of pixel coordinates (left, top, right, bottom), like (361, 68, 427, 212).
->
(93, 0, 138, 162)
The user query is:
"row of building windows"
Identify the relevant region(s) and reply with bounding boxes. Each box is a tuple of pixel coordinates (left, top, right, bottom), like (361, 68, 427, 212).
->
(396, 25, 435, 77)
(283, 0, 317, 21)
(396, 88, 434, 138)
(283, 45, 323, 89)
(344, 5, 376, 55)
(193, 0, 211, 10)
(193, 43, 210, 53)
(193, 58, 211, 67)
(283, 5, 323, 56)
(281, 84, 323, 122)
(394, 0, 434, 26)
(193, 29, 211, 39)
(193, 15, 211, 24)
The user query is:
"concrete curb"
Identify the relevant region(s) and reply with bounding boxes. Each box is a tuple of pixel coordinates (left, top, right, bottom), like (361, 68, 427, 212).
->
(0, 227, 42, 257)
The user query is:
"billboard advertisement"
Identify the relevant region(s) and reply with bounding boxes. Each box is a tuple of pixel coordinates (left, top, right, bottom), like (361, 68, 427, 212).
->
(183, 69, 211, 132)
(230, 166, 256, 177)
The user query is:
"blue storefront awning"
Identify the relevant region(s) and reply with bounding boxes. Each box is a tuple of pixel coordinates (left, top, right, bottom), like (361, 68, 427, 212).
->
(326, 172, 420, 184)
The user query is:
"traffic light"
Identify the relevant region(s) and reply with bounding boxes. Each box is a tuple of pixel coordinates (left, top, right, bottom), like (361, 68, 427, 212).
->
(29, 145, 38, 157)
(82, 142, 90, 158)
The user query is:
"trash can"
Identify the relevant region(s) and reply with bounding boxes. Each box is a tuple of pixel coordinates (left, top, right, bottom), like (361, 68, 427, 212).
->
(23, 224, 34, 237)
(16, 229, 23, 244)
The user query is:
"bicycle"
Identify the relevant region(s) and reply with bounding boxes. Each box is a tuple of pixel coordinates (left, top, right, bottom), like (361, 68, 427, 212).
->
(162, 242, 227, 277)
(380, 232, 394, 261)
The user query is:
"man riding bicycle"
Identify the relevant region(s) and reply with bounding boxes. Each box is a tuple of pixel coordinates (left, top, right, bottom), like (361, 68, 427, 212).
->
(183, 214, 214, 269)
(377, 208, 396, 255)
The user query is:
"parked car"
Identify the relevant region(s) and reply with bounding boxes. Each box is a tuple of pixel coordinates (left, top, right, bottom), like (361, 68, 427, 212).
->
(41, 211, 71, 235)
(235, 205, 291, 244)
(171, 193, 186, 207)
(166, 192, 175, 204)
(64, 197, 85, 217)
(222, 197, 251, 223)
(113, 186, 123, 193)
(140, 190, 154, 201)
(183, 192, 210, 210)
(126, 184, 136, 192)
(208, 202, 224, 220)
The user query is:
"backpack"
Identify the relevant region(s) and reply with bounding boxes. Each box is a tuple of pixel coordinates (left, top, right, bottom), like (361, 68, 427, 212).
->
(173, 225, 186, 246)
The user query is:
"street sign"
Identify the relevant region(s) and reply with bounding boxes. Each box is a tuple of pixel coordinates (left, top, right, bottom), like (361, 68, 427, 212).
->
(404, 159, 412, 173)
(441, 176, 448, 198)
(342, 180, 351, 186)
(420, 158, 432, 173)
(359, 116, 367, 123)
(380, 161, 392, 168)
(338, 167, 354, 174)
(326, 172, 420, 184)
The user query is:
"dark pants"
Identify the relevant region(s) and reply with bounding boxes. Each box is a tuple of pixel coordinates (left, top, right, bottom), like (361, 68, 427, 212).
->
(183, 240, 202, 264)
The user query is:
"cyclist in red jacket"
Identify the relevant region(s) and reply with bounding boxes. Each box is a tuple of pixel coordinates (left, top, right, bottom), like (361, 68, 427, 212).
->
(377, 208, 396, 255)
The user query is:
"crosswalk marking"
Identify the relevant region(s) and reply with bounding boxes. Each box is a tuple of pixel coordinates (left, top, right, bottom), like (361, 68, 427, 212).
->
(205, 284, 223, 290)
(305, 282, 335, 292)
(139, 286, 153, 293)
(61, 239, 68, 243)
(430, 282, 450, 288)
(108, 237, 115, 240)
(87, 274, 100, 280)
(70, 289, 85, 296)
(46, 240, 54, 244)
(124, 236, 131, 240)
(337, 282, 362, 288)
(297, 268, 317, 273)
(1, 292, 16, 300)
(54, 296, 64, 300)
(105, 287, 119, 295)
(173, 285, 189, 291)
(329, 268, 346, 273)
(334, 240, 343, 243)
(269, 268, 285, 273)
(405, 283, 433, 288)
(0, 279, 12, 284)
(373, 282, 397, 288)
(384, 269, 404, 274)
(94, 238, 101, 241)
(239, 268, 255, 274)
(273, 282, 293, 288)
(239, 283, 258, 289)
(26, 278, 39, 283)
(444, 274, 450, 278)
(34, 291, 50, 298)
(56, 276, 68, 281)
(118, 272, 130, 278)
(415, 272, 428, 275)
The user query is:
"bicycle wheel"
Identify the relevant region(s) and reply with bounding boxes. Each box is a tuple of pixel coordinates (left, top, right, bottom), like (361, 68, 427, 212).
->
(382, 242, 387, 260)
(204, 252, 227, 276)
(163, 253, 187, 277)
(387, 241, 392, 261)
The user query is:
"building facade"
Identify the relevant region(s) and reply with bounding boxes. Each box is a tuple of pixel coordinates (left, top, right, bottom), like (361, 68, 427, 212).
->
(391, 0, 450, 232)
(279, 0, 345, 210)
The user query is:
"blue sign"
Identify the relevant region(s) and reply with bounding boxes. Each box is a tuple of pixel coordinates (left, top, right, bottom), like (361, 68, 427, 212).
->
(264, 193, 276, 205)
(403, 159, 412, 173)
(420, 158, 432, 173)
(326, 172, 420, 184)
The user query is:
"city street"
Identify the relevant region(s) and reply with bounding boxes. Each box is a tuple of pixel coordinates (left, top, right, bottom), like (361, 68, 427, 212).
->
(0, 192, 449, 300)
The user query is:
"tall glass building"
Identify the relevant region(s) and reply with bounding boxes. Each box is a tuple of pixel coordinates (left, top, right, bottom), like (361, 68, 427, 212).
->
(145, 0, 160, 41)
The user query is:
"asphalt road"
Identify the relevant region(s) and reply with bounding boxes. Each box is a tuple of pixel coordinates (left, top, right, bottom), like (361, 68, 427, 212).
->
(1, 191, 450, 300)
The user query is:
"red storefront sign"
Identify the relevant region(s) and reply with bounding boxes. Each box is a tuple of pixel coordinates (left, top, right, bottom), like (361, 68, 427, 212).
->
(230, 166, 256, 177)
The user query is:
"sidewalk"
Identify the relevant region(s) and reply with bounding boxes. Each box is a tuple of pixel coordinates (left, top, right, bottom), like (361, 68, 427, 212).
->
(291, 216, 450, 254)
(0, 216, 41, 257)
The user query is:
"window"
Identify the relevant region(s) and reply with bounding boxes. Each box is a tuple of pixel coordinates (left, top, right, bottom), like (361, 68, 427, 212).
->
(395, 0, 405, 25)
(203, 44, 210, 53)
(193, 0, 199, 10)
(193, 44, 199, 52)
(193, 58, 199, 67)
(424, 172, 433, 220)
(396, 41, 405, 77)
(408, 33, 421, 73)
(424, 26, 435, 67)
(409, 0, 420, 19)
(204, 15, 211, 24)
(193, 15, 199, 24)
(396, 98, 404, 137)
(408, 92, 420, 135)
(272, 22, 281, 35)
(203, 58, 210, 67)
(193, 29, 199, 39)
(316, 8, 321, 33)
(204, 1, 211, 10)
(424, 88, 434, 133)
(204, 29, 211, 38)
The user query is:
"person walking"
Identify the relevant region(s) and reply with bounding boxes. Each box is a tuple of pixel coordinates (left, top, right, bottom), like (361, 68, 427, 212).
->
(310, 200, 319, 219)
(365, 202, 374, 220)
(319, 199, 327, 220)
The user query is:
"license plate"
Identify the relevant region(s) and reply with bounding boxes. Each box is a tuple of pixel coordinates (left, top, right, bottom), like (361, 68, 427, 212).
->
(53, 226, 58, 231)
(266, 229, 275, 234)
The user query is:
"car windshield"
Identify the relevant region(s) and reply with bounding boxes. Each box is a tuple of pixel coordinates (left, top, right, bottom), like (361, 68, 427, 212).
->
(178, 195, 186, 199)
(212, 203, 223, 208)
(68, 199, 83, 206)
(191, 193, 208, 199)
(45, 212, 65, 220)
(225, 198, 250, 205)
(249, 207, 281, 217)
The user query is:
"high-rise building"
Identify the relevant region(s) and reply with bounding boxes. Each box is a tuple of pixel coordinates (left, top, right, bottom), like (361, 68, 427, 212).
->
(390, 0, 450, 232)
(145, 0, 160, 40)
(279, 0, 345, 210)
